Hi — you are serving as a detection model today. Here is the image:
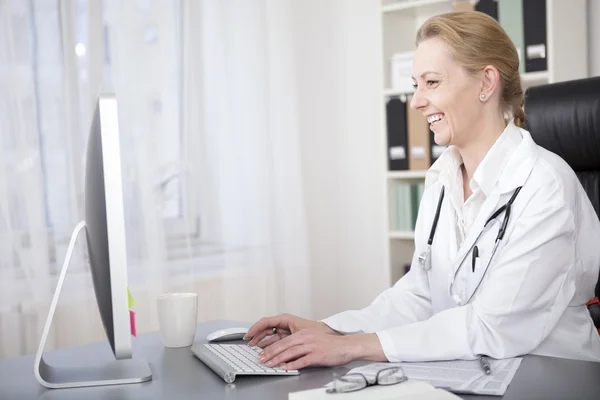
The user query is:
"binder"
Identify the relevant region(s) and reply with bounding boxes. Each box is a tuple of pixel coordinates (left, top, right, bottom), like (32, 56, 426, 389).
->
(386, 97, 409, 171)
(411, 182, 425, 229)
(475, 0, 498, 20)
(395, 182, 424, 231)
(453, 0, 474, 12)
(498, 0, 525, 74)
(406, 97, 431, 170)
(522, 0, 547, 72)
(396, 183, 412, 231)
(430, 130, 446, 165)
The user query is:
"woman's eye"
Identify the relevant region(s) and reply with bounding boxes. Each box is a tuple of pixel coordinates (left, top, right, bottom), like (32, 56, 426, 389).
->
(427, 80, 439, 87)
(412, 82, 418, 90)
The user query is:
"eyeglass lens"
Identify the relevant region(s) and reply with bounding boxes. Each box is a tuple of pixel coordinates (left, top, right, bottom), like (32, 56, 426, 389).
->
(377, 367, 407, 385)
(334, 374, 368, 393)
(332, 368, 406, 393)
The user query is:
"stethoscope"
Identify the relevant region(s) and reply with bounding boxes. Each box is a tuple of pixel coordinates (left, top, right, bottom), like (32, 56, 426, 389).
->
(418, 185, 523, 306)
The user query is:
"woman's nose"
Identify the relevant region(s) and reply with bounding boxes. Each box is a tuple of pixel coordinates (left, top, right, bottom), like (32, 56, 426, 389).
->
(410, 90, 428, 111)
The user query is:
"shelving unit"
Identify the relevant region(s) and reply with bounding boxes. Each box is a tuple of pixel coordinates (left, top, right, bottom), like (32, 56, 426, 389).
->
(383, 88, 415, 98)
(384, 70, 550, 98)
(380, 0, 589, 287)
(382, 0, 451, 14)
(521, 71, 550, 87)
(389, 231, 415, 240)
(387, 170, 427, 179)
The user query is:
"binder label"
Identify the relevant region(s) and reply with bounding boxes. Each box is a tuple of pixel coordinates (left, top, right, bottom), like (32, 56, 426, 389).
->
(527, 44, 546, 60)
(411, 146, 426, 159)
(390, 146, 406, 160)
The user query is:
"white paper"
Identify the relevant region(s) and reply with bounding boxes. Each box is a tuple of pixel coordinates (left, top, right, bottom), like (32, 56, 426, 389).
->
(326, 357, 522, 397)
(289, 380, 460, 400)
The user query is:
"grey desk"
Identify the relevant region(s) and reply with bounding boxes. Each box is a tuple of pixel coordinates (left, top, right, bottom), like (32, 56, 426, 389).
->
(1, 320, 599, 400)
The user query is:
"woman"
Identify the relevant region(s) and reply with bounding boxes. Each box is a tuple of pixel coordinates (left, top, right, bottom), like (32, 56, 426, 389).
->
(244, 11, 600, 370)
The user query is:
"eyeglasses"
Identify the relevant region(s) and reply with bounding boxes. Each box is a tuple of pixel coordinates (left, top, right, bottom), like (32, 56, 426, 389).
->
(325, 367, 407, 394)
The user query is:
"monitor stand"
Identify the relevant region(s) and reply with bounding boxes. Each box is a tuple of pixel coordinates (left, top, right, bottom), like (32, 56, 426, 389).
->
(34, 221, 153, 389)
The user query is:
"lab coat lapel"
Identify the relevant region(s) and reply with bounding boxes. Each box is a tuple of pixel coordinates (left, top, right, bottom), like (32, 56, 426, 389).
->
(449, 128, 538, 276)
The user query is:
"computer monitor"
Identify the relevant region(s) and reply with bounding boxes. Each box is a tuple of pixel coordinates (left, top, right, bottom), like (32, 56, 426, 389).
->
(84, 93, 132, 359)
(34, 94, 152, 389)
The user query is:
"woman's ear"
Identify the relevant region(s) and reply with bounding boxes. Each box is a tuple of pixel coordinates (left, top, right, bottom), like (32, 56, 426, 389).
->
(479, 65, 501, 102)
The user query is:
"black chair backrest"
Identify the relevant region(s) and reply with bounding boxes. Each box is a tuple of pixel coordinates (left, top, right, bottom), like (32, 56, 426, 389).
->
(524, 76, 600, 298)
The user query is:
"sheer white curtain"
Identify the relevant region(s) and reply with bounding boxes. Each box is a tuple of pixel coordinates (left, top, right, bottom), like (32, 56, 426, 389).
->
(0, 0, 312, 359)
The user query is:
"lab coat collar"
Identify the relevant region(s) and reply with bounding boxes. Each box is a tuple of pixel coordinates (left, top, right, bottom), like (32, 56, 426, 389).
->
(473, 122, 523, 197)
(425, 146, 462, 192)
(425, 122, 537, 195)
(425, 147, 456, 191)
(496, 127, 538, 194)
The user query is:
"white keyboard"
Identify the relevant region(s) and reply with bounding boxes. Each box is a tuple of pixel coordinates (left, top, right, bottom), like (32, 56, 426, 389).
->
(191, 343, 299, 383)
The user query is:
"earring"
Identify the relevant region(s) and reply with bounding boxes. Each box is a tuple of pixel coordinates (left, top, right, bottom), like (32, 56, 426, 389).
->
(480, 93, 487, 101)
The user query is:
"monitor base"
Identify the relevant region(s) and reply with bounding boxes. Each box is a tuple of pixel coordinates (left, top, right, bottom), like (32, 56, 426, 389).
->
(36, 356, 152, 389)
(34, 221, 153, 389)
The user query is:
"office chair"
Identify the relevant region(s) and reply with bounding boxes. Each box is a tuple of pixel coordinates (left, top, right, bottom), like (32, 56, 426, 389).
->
(524, 76, 600, 333)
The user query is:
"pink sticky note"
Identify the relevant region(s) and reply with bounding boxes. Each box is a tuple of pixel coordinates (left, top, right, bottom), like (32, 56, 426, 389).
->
(130, 310, 137, 337)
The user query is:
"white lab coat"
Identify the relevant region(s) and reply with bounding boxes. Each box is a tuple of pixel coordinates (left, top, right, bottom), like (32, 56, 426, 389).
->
(322, 123, 600, 363)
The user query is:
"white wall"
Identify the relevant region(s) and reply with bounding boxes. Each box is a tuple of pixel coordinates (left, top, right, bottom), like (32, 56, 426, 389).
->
(588, 0, 600, 76)
(290, 0, 600, 321)
(288, 0, 388, 319)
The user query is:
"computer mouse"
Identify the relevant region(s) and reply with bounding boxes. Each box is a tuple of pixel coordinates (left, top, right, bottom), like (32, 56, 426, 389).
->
(206, 327, 249, 342)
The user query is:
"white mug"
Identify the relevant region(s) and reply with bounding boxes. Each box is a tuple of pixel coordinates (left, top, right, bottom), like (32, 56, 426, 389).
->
(157, 292, 198, 348)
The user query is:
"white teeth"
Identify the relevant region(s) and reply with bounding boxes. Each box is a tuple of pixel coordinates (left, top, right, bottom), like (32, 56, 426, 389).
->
(427, 114, 444, 124)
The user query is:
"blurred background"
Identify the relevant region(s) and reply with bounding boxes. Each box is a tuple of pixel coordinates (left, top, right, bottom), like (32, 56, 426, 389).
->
(0, 0, 388, 359)
(0, 0, 598, 360)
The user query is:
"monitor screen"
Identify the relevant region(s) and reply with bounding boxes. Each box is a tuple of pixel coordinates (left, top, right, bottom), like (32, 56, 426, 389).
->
(84, 95, 131, 359)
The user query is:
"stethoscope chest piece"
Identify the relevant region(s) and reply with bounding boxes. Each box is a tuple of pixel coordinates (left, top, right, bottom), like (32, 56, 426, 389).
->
(451, 293, 464, 306)
(419, 245, 432, 271)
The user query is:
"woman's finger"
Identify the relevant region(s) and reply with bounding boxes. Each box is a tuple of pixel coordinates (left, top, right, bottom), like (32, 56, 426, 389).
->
(256, 332, 286, 348)
(248, 326, 292, 347)
(282, 354, 318, 370)
(245, 316, 281, 339)
(246, 314, 293, 344)
(260, 330, 310, 362)
(264, 344, 311, 368)
(247, 328, 275, 347)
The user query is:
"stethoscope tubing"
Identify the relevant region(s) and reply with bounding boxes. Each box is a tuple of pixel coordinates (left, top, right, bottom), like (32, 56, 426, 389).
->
(448, 232, 502, 306)
(419, 185, 522, 305)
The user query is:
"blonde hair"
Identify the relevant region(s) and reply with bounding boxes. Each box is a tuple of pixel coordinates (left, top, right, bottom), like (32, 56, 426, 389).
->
(416, 11, 525, 128)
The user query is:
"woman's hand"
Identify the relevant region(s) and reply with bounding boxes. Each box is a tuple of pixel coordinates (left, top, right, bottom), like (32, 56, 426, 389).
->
(244, 313, 338, 348)
(257, 330, 386, 370)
